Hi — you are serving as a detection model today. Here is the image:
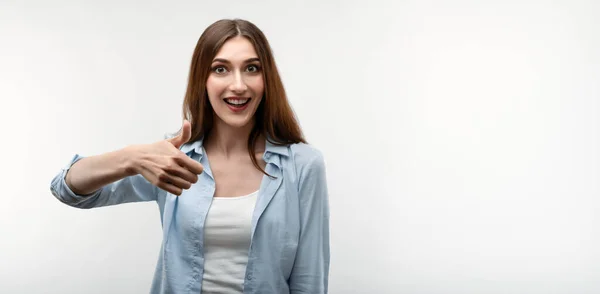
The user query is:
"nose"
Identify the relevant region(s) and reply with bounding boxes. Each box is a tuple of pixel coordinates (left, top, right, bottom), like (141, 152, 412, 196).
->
(229, 71, 248, 93)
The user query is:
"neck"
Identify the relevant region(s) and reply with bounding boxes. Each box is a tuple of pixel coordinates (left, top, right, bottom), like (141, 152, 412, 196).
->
(205, 118, 262, 158)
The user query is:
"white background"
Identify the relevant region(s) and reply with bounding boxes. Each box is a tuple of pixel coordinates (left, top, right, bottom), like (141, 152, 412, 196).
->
(1, 0, 599, 293)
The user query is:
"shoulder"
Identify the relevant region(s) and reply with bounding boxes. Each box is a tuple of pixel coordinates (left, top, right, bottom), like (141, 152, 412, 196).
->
(289, 142, 324, 165)
(288, 143, 326, 179)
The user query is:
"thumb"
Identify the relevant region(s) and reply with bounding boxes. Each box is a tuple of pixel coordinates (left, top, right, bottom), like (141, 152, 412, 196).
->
(168, 120, 192, 149)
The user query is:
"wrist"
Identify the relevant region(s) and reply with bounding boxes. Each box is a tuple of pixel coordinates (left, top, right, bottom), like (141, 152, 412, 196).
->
(121, 145, 140, 176)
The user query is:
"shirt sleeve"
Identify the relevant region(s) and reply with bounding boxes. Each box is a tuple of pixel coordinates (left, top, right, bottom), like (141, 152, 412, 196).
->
(289, 152, 331, 294)
(50, 154, 158, 209)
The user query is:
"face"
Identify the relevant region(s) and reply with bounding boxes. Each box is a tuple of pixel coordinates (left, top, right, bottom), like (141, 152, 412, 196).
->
(206, 36, 264, 129)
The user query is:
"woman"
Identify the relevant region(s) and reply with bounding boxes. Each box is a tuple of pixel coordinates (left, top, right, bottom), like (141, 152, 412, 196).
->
(50, 19, 330, 294)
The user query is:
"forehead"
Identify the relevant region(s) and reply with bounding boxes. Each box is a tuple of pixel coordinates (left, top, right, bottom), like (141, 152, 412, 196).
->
(213, 36, 258, 61)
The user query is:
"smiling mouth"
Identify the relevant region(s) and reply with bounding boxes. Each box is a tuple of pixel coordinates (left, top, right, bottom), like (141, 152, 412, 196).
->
(224, 98, 251, 106)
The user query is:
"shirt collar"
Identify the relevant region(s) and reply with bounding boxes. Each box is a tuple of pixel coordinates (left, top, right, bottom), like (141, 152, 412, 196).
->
(179, 135, 289, 158)
(180, 138, 204, 155)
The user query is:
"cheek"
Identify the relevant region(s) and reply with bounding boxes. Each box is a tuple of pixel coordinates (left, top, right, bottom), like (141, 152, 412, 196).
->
(250, 77, 265, 96)
(206, 78, 224, 101)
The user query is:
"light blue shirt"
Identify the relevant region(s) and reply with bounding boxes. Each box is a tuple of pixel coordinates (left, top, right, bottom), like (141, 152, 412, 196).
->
(50, 138, 330, 294)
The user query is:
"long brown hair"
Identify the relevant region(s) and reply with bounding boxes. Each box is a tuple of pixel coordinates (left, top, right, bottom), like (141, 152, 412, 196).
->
(181, 19, 306, 175)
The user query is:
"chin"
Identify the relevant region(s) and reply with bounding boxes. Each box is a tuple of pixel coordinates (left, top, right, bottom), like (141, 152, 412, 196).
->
(220, 115, 254, 129)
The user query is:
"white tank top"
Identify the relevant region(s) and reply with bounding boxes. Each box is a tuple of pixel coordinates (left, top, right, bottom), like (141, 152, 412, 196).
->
(201, 190, 259, 293)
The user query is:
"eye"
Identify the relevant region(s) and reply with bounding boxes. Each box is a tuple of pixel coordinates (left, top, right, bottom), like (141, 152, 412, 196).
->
(212, 66, 228, 74)
(246, 64, 261, 73)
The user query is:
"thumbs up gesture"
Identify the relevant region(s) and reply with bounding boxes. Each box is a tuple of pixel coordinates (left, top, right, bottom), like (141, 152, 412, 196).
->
(130, 120, 204, 195)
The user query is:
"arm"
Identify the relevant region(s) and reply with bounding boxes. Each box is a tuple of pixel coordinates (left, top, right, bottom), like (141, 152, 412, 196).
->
(65, 146, 137, 196)
(289, 152, 331, 294)
(50, 147, 157, 209)
(49, 120, 204, 209)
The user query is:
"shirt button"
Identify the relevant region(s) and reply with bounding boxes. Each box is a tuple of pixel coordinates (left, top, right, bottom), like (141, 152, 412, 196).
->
(246, 272, 253, 280)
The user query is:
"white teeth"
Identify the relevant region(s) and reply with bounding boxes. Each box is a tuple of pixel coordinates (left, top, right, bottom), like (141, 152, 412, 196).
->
(225, 98, 249, 105)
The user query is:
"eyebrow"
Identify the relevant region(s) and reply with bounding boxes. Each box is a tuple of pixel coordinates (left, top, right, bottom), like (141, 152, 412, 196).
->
(211, 57, 260, 64)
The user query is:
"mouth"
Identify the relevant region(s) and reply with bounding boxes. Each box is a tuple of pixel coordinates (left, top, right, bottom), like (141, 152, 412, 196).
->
(223, 97, 251, 112)
(223, 97, 251, 106)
